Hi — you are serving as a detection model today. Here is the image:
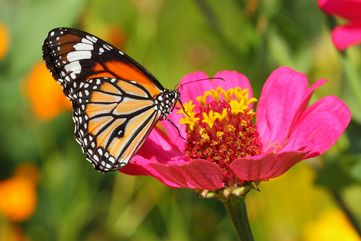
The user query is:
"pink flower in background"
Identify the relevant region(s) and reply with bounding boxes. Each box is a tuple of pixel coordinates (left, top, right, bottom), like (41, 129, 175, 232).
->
(318, 0, 361, 50)
(121, 67, 351, 190)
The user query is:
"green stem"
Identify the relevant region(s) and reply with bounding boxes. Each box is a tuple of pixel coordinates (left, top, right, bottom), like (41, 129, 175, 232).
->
(223, 197, 254, 241)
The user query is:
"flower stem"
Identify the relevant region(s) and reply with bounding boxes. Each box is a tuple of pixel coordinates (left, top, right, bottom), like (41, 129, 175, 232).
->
(223, 197, 254, 241)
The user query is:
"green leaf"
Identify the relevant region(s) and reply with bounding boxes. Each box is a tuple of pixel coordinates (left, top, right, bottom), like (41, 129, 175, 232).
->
(6, 0, 86, 76)
(316, 121, 361, 190)
(315, 157, 358, 191)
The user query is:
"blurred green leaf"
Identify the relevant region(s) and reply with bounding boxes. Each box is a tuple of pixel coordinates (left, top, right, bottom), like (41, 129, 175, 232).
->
(342, 55, 361, 124)
(315, 121, 361, 190)
(6, 0, 86, 76)
(267, 28, 312, 71)
(315, 158, 356, 191)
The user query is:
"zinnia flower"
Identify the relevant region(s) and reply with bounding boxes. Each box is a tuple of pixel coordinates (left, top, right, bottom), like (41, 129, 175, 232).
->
(318, 0, 361, 50)
(121, 67, 351, 192)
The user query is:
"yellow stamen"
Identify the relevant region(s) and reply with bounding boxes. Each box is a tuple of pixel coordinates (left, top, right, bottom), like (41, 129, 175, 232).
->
(178, 101, 199, 130)
(241, 120, 248, 127)
(199, 128, 210, 143)
(227, 124, 236, 132)
(179, 87, 257, 130)
(202, 110, 217, 128)
(219, 108, 228, 120)
(229, 100, 246, 114)
(202, 108, 228, 128)
(216, 131, 224, 140)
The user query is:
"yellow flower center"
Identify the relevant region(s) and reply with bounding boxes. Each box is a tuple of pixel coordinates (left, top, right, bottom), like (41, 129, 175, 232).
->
(178, 87, 262, 185)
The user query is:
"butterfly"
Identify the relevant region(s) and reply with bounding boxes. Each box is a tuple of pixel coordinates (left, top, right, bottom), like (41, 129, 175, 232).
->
(42, 27, 180, 172)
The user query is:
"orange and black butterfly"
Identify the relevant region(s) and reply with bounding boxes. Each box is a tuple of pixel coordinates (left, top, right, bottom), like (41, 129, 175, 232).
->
(42, 28, 179, 172)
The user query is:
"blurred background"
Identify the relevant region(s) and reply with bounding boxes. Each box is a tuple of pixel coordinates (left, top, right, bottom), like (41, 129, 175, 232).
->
(0, 0, 361, 240)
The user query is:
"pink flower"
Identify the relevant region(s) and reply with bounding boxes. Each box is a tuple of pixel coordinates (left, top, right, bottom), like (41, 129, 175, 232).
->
(120, 67, 351, 191)
(318, 0, 361, 50)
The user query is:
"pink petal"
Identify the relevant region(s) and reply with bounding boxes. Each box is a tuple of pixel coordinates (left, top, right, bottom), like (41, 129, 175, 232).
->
(121, 142, 188, 188)
(122, 162, 186, 188)
(120, 162, 150, 176)
(179, 70, 253, 103)
(331, 21, 361, 50)
(120, 128, 225, 189)
(150, 159, 225, 190)
(158, 118, 186, 151)
(120, 127, 184, 176)
(318, 0, 361, 21)
(214, 70, 253, 98)
(138, 126, 182, 161)
(122, 162, 185, 188)
(229, 151, 307, 181)
(283, 96, 351, 158)
(178, 71, 210, 103)
(256, 67, 313, 150)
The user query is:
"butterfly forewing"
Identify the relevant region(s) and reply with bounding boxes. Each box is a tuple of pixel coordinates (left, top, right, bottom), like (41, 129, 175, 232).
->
(42, 28, 164, 99)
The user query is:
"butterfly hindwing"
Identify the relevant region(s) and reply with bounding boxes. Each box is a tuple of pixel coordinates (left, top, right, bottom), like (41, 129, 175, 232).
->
(72, 77, 162, 171)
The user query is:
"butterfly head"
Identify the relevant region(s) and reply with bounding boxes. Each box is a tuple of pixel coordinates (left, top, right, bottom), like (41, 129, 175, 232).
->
(155, 89, 180, 120)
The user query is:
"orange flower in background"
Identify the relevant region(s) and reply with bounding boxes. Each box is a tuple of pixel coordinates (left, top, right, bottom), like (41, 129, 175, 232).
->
(0, 164, 38, 222)
(0, 22, 9, 60)
(303, 209, 360, 241)
(23, 61, 71, 120)
(103, 25, 126, 48)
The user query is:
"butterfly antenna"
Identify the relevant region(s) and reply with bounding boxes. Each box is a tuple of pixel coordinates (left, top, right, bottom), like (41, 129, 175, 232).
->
(178, 98, 190, 117)
(169, 76, 225, 139)
(177, 77, 225, 91)
(174, 77, 225, 115)
(166, 119, 186, 141)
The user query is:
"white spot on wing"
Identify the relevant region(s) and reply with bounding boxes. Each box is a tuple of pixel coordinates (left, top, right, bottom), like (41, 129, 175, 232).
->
(86, 35, 97, 43)
(67, 51, 91, 61)
(64, 61, 81, 74)
(109, 157, 115, 163)
(90, 36, 97, 42)
(73, 43, 94, 51)
(81, 38, 93, 45)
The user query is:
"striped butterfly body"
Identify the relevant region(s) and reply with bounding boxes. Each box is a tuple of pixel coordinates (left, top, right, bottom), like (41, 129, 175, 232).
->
(42, 28, 179, 172)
